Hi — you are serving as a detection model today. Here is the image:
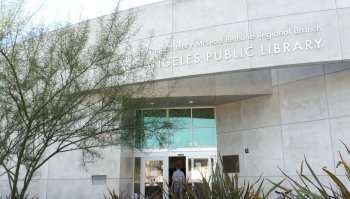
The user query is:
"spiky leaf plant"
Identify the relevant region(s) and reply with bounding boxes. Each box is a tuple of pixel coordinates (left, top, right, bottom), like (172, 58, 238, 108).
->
(270, 140, 350, 199)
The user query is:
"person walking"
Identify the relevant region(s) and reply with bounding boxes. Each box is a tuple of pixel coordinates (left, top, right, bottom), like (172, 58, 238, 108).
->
(171, 165, 186, 199)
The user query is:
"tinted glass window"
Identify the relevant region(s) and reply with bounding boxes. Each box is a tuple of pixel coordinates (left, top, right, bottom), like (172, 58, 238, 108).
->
(141, 110, 167, 148)
(192, 108, 215, 127)
(193, 128, 216, 147)
(137, 108, 216, 148)
(143, 110, 166, 128)
(169, 128, 192, 147)
(169, 109, 191, 127)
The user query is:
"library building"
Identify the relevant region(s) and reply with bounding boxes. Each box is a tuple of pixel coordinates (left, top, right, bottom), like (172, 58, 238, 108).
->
(2, 0, 350, 198)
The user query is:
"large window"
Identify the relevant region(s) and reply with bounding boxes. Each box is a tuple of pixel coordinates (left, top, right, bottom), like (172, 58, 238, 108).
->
(136, 109, 167, 148)
(136, 108, 216, 148)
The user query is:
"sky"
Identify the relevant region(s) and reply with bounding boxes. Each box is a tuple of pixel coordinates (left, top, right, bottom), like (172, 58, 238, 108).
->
(27, 0, 164, 24)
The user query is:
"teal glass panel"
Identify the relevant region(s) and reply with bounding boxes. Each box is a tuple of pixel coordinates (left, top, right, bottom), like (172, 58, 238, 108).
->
(143, 110, 166, 129)
(169, 109, 191, 127)
(141, 110, 167, 148)
(192, 108, 215, 127)
(192, 128, 216, 147)
(169, 128, 192, 147)
(142, 129, 167, 148)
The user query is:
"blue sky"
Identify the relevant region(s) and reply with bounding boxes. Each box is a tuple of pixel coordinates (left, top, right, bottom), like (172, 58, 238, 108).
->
(27, 0, 164, 24)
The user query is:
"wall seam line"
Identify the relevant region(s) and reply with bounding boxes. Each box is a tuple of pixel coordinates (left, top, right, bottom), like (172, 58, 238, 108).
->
(276, 69, 286, 185)
(277, 72, 326, 86)
(323, 65, 337, 174)
(335, 3, 344, 61)
(240, 100, 245, 176)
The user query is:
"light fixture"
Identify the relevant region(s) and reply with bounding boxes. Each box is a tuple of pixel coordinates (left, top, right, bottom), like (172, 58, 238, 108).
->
(188, 101, 193, 104)
(150, 102, 154, 105)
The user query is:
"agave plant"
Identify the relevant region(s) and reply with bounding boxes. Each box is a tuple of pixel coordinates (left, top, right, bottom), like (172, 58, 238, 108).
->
(269, 140, 350, 199)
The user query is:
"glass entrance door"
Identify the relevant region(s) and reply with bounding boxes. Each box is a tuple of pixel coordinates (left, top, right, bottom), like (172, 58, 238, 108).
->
(141, 157, 168, 199)
(186, 155, 216, 185)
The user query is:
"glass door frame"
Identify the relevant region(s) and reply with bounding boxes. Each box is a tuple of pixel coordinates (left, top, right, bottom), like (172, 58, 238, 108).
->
(185, 155, 216, 183)
(134, 150, 217, 198)
(140, 156, 168, 199)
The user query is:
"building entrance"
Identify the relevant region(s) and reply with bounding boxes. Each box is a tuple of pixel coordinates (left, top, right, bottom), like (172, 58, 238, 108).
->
(135, 151, 217, 198)
(169, 156, 186, 189)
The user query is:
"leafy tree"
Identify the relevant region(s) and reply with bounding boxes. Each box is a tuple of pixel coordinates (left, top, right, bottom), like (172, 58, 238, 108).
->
(0, 1, 171, 198)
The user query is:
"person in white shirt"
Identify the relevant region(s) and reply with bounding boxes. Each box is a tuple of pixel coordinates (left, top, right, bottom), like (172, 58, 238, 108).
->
(171, 165, 186, 199)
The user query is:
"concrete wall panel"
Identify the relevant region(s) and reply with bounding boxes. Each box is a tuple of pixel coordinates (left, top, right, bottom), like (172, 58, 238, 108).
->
(325, 69, 350, 118)
(324, 62, 350, 74)
(282, 120, 334, 175)
(330, 116, 350, 175)
(241, 87, 280, 130)
(119, 150, 133, 194)
(130, 35, 173, 81)
(173, 0, 247, 32)
(215, 70, 272, 95)
(132, 1, 172, 40)
(249, 10, 341, 69)
(217, 131, 245, 176)
(0, 181, 11, 197)
(124, 2, 350, 82)
(336, 0, 350, 8)
(48, 148, 120, 179)
(216, 102, 242, 133)
(243, 126, 284, 177)
(337, 8, 350, 60)
(173, 22, 251, 77)
(277, 65, 324, 85)
(0, 180, 47, 199)
(271, 69, 278, 86)
(119, 179, 133, 196)
(279, 76, 328, 124)
(150, 81, 170, 97)
(170, 76, 215, 97)
(247, 0, 336, 20)
(27, 180, 48, 199)
(46, 179, 119, 199)
(0, 162, 49, 181)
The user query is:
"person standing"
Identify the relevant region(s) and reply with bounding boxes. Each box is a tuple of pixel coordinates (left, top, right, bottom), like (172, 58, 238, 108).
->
(171, 165, 186, 199)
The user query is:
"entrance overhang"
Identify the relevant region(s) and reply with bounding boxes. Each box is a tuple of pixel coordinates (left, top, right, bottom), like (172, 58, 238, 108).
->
(135, 70, 273, 108)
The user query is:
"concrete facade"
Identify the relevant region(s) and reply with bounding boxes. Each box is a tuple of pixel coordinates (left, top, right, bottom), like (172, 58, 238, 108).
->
(217, 63, 350, 192)
(123, 0, 350, 81)
(1, 0, 350, 198)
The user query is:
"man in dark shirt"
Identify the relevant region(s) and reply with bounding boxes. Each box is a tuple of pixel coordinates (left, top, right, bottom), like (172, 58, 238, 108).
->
(171, 165, 185, 199)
